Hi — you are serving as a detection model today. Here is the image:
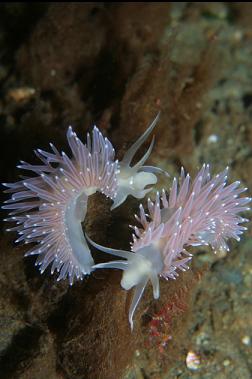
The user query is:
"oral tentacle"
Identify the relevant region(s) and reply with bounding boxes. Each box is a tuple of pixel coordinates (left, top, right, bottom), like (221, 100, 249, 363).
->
(132, 137, 155, 171)
(92, 261, 129, 270)
(120, 112, 160, 167)
(141, 165, 170, 177)
(86, 233, 132, 259)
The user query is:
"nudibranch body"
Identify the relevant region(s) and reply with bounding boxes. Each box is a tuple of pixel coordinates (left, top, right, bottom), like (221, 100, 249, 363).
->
(3, 114, 162, 284)
(3, 127, 118, 284)
(89, 164, 251, 329)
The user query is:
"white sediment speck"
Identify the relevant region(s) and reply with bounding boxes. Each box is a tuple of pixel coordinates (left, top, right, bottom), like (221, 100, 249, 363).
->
(186, 351, 201, 370)
(241, 335, 251, 346)
(223, 359, 231, 367)
(207, 134, 219, 144)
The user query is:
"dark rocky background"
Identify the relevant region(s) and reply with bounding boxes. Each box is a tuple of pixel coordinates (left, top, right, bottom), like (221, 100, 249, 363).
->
(0, 3, 252, 379)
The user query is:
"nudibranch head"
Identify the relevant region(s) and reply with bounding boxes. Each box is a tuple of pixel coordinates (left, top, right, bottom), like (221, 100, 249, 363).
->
(112, 112, 168, 209)
(2, 126, 118, 284)
(89, 164, 250, 329)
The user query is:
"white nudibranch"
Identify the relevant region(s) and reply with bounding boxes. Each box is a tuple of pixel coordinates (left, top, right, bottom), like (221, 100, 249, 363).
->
(3, 126, 118, 284)
(88, 164, 250, 329)
(2, 114, 163, 285)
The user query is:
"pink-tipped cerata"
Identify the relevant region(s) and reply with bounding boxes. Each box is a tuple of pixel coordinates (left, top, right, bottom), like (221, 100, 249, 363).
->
(3, 126, 118, 284)
(133, 164, 250, 278)
(89, 164, 250, 329)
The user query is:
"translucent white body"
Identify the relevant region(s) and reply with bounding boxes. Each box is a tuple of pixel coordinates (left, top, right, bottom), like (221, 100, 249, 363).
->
(64, 189, 96, 275)
(3, 127, 118, 284)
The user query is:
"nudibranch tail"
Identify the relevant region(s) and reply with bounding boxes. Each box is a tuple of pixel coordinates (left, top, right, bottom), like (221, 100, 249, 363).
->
(3, 126, 118, 284)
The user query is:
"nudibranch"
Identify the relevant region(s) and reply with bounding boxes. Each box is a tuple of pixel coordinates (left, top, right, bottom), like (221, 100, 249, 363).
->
(2, 114, 162, 284)
(88, 164, 251, 329)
